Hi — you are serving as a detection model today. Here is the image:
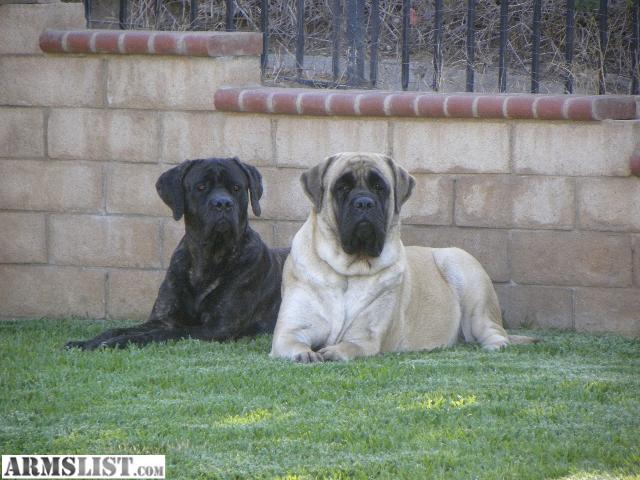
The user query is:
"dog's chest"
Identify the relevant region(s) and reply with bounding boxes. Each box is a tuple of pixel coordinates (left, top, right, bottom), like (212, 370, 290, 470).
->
(325, 269, 403, 345)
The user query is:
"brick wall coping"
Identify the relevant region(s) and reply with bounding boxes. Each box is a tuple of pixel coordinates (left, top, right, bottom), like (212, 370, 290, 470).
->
(214, 86, 638, 121)
(39, 29, 262, 57)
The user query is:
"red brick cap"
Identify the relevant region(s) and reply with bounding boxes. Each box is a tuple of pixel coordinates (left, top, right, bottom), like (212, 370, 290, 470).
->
(40, 29, 262, 57)
(214, 87, 637, 121)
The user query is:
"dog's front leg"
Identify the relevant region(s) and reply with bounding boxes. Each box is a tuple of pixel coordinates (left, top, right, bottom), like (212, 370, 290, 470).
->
(271, 331, 325, 363)
(317, 332, 383, 362)
(270, 287, 330, 364)
(317, 292, 394, 361)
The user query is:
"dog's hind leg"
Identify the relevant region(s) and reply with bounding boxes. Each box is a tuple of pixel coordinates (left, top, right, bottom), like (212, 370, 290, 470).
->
(79, 327, 190, 349)
(433, 247, 510, 351)
(65, 321, 166, 350)
(464, 291, 511, 351)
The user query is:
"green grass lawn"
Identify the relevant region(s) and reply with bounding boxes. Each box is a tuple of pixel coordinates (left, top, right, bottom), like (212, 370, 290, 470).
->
(1, 319, 639, 479)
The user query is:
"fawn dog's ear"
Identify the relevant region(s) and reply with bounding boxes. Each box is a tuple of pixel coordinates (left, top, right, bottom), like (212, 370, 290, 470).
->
(300, 154, 339, 213)
(382, 154, 415, 214)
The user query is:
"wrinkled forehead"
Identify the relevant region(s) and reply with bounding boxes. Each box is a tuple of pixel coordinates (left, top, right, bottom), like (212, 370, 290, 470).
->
(326, 153, 393, 186)
(184, 159, 244, 185)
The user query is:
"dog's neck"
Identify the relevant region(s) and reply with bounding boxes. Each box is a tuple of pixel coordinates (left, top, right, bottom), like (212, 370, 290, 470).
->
(185, 226, 245, 281)
(310, 210, 403, 277)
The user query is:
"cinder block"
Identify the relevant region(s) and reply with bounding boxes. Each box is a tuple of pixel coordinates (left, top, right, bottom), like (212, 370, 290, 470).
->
(401, 174, 453, 226)
(0, 212, 46, 263)
(49, 214, 161, 268)
(455, 175, 575, 229)
(273, 221, 304, 249)
(0, 265, 105, 318)
(219, 114, 274, 165)
(0, 57, 103, 107)
(499, 285, 574, 329)
(578, 177, 640, 232)
(513, 120, 637, 176)
(0, 160, 103, 212)
(0, 108, 44, 158)
(575, 288, 640, 336)
(510, 230, 632, 287)
(162, 219, 184, 268)
(401, 226, 509, 282)
(250, 219, 275, 247)
(0, 3, 85, 54)
(260, 167, 309, 221)
(392, 119, 510, 173)
(107, 56, 259, 110)
(108, 269, 165, 320)
(49, 108, 159, 162)
(107, 163, 168, 216)
(160, 111, 224, 164)
(274, 118, 388, 168)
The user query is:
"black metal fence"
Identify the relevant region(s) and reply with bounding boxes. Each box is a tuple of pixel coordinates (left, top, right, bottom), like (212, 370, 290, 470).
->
(85, 0, 640, 95)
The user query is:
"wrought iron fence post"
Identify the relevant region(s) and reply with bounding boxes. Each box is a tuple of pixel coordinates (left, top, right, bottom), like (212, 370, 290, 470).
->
(226, 0, 235, 31)
(401, 0, 410, 90)
(565, 0, 575, 93)
(119, 0, 128, 29)
(433, 0, 443, 91)
(332, 0, 342, 83)
(296, 0, 305, 79)
(154, 0, 161, 29)
(356, 0, 365, 82)
(261, 0, 269, 76)
(84, 0, 93, 28)
(633, 0, 639, 94)
(531, 0, 541, 93)
(498, 0, 508, 93)
(369, 0, 381, 87)
(190, 0, 198, 27)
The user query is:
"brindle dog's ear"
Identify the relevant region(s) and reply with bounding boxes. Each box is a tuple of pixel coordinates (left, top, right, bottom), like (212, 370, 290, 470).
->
(156, 160, 199, 221)
(383, 155, 415, 214)
(231, 157, 263, 217)
(300, 154, 337, 213)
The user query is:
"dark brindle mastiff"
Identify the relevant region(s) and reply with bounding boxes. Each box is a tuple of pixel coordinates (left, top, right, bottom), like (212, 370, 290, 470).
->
(66, 157, 288, 350)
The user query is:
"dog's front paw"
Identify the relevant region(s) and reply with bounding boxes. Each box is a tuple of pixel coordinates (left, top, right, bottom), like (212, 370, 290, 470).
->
(293, 351, 324, 364)
(317, 345, 353, 362)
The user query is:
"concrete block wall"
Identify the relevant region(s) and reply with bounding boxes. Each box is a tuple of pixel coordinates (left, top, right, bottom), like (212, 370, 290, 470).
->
(0, 5, 263, 320)
(1, 2, 639, 336)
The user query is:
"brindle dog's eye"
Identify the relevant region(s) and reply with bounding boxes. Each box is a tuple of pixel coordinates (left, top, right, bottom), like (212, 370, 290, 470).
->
(374, 183, 383, 191)
(196, 183, 206, 192)
(232, 185, 241, 192)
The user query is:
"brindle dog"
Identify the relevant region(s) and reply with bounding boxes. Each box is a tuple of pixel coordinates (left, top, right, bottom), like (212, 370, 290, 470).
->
(66, 157, 288, 350)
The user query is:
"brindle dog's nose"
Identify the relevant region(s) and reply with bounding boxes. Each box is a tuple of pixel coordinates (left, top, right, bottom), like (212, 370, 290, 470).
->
(211, 195, 233, 212)
(353, 196, 375, 211)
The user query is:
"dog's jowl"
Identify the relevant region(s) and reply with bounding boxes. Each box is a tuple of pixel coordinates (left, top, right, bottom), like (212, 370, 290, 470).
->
(271, 152, 537, 363)
(66, 157, 288, 350)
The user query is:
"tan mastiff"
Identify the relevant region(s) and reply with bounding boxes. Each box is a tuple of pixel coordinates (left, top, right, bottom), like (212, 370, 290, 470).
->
(271, 152, 536, 363)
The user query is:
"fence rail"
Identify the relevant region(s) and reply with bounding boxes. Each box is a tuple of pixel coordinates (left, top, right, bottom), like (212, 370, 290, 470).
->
(84, 0, 640, 95)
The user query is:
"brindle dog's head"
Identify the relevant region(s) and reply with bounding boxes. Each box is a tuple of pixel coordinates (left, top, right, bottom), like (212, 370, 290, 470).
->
(156, 157, 262, 247)
(301, 152, 415, 258)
